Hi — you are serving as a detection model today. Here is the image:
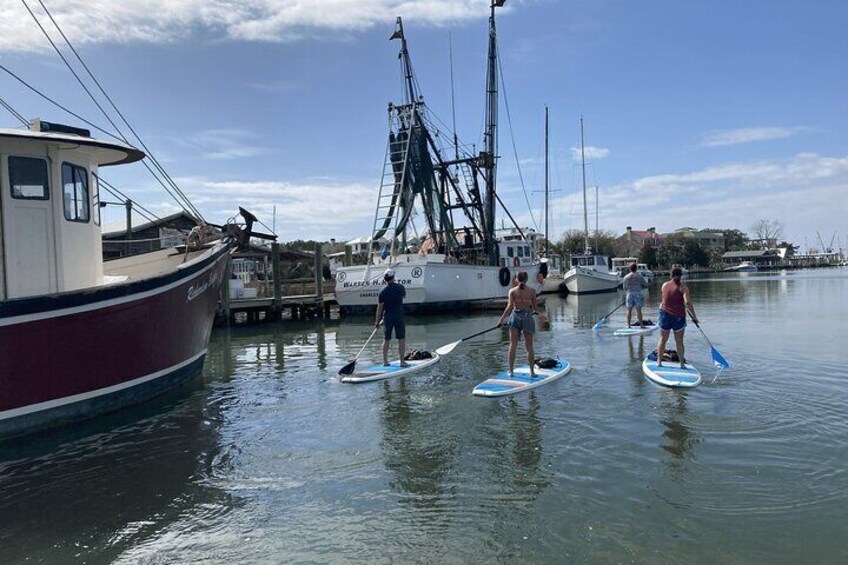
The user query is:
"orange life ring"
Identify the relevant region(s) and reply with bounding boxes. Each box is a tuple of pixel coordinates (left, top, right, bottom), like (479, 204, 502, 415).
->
(513, 257, 520, 267)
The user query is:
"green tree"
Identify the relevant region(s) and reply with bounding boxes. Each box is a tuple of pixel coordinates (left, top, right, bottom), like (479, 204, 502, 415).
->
(681, 239, 710, 268)
(656, 235, 684, 269)
(639, 246, 659, 269)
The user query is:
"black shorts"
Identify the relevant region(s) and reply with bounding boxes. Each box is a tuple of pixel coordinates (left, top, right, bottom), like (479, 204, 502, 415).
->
(384, 313, 406, 340)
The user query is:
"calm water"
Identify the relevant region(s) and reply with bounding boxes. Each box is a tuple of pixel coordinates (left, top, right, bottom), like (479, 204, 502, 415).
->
(1, 269, 847, 564)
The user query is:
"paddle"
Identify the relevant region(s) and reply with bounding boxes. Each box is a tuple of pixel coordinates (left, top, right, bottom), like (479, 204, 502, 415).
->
(690, 315, 730, 369)
(434, 325, 501, 356)
(338, 325, 381, 376)
(592, 300, 626, 331)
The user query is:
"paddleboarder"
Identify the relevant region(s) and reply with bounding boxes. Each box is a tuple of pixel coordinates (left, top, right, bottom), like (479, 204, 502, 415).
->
(497, 271, 541, 377)
(375, 269, 408, 367)
(622, 262, 649, 328)
(655, 266, 699, 369)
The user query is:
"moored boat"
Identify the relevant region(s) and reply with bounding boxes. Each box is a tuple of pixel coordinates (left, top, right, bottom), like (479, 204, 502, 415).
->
(562, 117, 620, 295)
(724, 261, 758, 272)
(334, 8, 543, 313)
(0, 123, 249, 439)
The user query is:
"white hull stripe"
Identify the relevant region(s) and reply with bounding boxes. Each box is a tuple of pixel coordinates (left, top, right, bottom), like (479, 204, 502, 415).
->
(0, 350, 207, 421)
(0, 245, 225, 328)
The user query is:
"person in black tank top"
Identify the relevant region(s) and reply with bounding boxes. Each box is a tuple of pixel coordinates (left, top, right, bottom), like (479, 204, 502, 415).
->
(376, 269, 408, 366)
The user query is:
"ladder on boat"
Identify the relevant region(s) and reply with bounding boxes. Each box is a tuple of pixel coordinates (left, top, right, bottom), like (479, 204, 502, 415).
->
(370, 112, 415, 257)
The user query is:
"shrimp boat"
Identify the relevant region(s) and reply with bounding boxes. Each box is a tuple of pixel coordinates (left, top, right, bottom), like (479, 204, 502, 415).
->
(0, 121, 260, 439)
(334, 5, 543, 314)
(562, 117, 621, 295)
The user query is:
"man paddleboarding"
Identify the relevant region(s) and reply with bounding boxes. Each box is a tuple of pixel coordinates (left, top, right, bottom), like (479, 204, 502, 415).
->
(496, 271, 541, 377)
(655, 266, 698, 369)
(622, 262, 649, 328)
(375, 269, 408, 367)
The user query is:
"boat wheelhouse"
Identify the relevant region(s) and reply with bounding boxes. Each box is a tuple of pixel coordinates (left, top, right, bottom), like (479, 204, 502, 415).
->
(0, 121, 233, 439)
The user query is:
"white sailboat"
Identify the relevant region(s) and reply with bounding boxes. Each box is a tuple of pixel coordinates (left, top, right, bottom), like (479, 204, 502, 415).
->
(538, 106, 565, 294)
(335, 7, 542, 313)
(562, 117, 621, 295)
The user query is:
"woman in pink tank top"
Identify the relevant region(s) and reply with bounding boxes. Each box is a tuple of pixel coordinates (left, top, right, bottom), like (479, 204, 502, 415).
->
(655, 266, 699, 368)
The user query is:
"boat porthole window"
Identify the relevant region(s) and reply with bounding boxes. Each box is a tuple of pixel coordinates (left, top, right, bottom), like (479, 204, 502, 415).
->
(62, 162, 90, 223)
(8, 156, 50, 200)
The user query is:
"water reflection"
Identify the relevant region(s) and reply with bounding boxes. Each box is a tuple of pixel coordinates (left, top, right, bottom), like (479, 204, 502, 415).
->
(504, 394, 548, 495)
(0, 384, 231, 564)
(554, 293, 623, 328)
(657, 392, 701, 483)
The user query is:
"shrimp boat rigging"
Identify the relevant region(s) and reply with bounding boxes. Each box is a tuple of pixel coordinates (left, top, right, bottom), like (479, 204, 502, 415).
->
(334, 4, 542, 314)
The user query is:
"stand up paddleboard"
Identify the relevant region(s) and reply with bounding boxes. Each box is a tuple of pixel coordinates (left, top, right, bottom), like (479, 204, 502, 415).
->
(614, 324, 659, 337)
(340, 354, 440, 383)
(642, 352, 701, 388)
(472, 359, 572, 397)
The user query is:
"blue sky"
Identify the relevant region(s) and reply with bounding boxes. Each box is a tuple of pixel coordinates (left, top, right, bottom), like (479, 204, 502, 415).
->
(1, 0, 846, 251)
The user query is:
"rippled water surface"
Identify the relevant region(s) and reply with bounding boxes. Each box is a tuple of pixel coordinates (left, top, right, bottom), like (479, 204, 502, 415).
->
(1, 268, 847, 564)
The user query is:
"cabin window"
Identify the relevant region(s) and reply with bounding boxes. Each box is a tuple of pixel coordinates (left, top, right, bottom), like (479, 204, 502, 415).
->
(587, 257, 595, 266)
(9, 156, 49, 200)
(62, 162, 89, 223)
(507, 247, 514, 258)
(517, 246, 524, 258)
(92, 173, 101, 225)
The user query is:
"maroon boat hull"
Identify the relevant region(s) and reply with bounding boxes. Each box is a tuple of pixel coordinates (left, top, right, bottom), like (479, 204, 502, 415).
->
(0, 244, 230, 439)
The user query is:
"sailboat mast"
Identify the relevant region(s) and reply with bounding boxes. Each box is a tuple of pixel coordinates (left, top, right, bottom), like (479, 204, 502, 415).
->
(483, 0, 504, 267)
(580, 116, 589, 253)
(545, 105, 549, 257)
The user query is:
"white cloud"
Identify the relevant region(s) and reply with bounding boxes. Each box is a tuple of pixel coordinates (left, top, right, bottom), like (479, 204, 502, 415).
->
(558, 153, 848, 244)
(1, 0, 498, 53)
(178, 129, 271, 160)
(701, 126, 809, 147)
(569, 145, 609, 161)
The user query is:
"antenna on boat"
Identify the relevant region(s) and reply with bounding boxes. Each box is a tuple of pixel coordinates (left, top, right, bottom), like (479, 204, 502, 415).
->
(545, 105, 550, 257)
(449, 31, 460, 161)
(580, 115, 590, 254)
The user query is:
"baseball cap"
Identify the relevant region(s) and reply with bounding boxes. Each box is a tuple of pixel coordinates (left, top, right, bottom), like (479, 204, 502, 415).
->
(384, 269, 396, 278)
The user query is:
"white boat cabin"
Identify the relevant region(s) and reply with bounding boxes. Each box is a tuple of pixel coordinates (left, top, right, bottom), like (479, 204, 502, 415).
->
(498, 240, 535, 269)
(0, 121, 144, 300)
(570, 253, 610, 271)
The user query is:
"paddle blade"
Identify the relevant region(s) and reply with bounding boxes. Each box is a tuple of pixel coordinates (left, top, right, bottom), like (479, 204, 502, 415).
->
(711, 347, 730, 369)
(338, 360, 356, 376)
(434, 341, 460, 356)
(592, 317, 606, 331)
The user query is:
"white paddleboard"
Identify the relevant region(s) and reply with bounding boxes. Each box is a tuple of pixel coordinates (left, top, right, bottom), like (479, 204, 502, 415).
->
(340, 354, 441, 383)
(472, 359, 572, 397)
(642, 355, 701, 388)
(614, 324, 659, 337)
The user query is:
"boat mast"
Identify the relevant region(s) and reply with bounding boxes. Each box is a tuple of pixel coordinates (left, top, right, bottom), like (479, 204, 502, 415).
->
(483, 0, 505, 266)
(545, 105, 549, 257)
(580, 116, 590, 254)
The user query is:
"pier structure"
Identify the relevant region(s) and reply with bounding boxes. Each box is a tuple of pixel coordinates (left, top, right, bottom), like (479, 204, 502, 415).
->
(217, 242, 338, 326)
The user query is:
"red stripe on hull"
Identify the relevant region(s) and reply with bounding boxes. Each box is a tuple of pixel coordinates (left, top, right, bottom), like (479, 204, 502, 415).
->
(0, 250, 229, 415)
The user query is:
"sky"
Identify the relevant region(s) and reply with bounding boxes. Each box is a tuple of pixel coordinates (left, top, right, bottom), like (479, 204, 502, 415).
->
(1, 0, 846, 252)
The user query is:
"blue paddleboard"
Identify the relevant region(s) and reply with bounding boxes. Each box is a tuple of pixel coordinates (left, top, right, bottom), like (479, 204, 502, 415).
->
(472, 359, 572, 397)
(642, 354, 701, 388)
(340, 354, 440, 383)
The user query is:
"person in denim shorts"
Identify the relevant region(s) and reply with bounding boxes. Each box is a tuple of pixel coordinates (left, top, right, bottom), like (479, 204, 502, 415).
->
(655, 266, 699, 368)
(496, 271, 541, 377)
(375, 269, 407, 366)
(622, 262, 648, 327)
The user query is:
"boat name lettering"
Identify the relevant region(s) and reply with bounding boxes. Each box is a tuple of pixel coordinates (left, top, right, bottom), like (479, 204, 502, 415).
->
(341, 279, 412, 288)
(187, 271, 220, 302)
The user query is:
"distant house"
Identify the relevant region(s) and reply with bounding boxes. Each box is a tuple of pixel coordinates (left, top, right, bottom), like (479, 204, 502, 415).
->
(613, 226, 663, 257)
(672, 227, 725, 249)
(102, 211, 201, 260)
(346, 236, 388, 255)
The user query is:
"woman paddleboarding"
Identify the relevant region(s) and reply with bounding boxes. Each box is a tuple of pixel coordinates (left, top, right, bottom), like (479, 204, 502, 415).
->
(655, 266, 699, 369)
(497, 271, 542, 377)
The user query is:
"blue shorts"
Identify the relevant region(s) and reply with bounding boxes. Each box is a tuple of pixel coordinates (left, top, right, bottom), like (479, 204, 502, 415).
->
(508, 310, 535, 334)
(658, 309, 686, 332)
(384, 313, 406, 340)
(626, 291, 644, 309)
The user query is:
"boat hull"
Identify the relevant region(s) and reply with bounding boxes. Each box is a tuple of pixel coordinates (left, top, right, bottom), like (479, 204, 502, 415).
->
(0, 243, 230, 439)
(563, 267, 621, 294)
(335, 262, 534, 314)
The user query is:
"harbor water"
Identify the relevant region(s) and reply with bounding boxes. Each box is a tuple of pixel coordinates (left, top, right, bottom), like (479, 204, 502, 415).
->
(1, 268, 846, 564)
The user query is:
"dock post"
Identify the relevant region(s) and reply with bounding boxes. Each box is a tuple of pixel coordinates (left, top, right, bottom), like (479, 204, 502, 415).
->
(314, 242, 324, 318)
(272, 242, 282, 320)
(220, 258, 232, 327)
